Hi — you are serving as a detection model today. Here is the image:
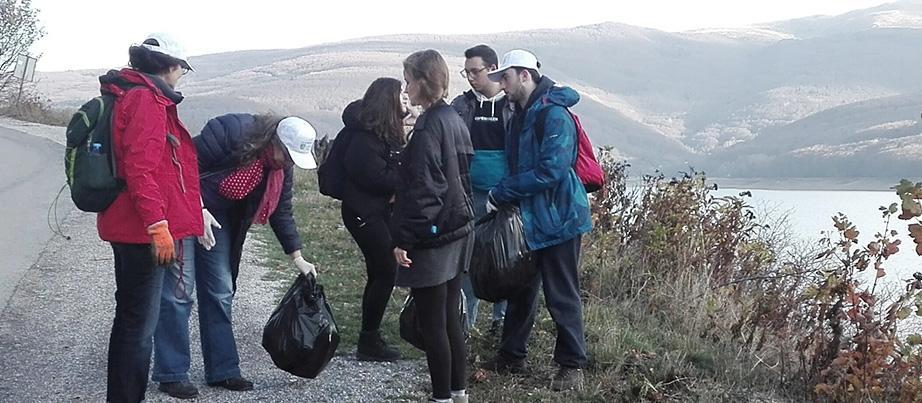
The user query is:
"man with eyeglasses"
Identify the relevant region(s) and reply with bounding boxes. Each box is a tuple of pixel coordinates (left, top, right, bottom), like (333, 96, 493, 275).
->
(450, 44, 511, 337)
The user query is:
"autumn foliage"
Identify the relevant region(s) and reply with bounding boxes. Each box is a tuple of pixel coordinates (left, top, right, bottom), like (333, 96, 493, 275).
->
(577, 150, 922, 402)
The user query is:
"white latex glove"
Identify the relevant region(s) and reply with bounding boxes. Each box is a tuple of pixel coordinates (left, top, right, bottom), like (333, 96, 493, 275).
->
(294, 256, 317, 278)
(485, 191, 499, 214)
(198, 208, 222, 250)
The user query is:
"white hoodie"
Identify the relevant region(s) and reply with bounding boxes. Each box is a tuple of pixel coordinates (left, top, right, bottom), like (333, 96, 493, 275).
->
(472, 89, 506, 120)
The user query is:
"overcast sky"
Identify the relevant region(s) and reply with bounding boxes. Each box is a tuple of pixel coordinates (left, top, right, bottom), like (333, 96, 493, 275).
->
(31, 0, 893, 72)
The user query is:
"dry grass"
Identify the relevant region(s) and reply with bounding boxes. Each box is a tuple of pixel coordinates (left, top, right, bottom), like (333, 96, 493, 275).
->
(258, 154, 804, 402)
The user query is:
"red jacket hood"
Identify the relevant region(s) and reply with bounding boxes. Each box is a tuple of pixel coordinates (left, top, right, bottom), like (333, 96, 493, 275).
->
(98, 68, 183, 105)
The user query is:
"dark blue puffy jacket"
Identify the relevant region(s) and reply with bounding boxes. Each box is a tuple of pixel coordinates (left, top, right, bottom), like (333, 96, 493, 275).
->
(194, 113, 302, 288)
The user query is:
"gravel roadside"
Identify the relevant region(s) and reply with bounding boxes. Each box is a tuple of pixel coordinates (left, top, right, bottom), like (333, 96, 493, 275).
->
(0, 210, 428, 402)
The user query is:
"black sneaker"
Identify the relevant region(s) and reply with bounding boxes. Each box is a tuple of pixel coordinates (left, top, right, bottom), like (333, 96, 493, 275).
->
(481, 353, 525, 374)
(550, 367, 584, 391)
(158, 382, 199, 399)
(357, 330, 402, 362)
(207, 376, 254, 391)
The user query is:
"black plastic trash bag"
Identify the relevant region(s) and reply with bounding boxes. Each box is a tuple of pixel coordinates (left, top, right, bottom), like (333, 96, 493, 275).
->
(262, 273, 339, 379)
(469, 206, 537, 302)
(399, 292, 467, 351)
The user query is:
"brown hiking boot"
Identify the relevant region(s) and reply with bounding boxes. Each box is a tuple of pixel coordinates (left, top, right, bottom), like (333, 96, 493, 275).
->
(550, 367, 584, 391)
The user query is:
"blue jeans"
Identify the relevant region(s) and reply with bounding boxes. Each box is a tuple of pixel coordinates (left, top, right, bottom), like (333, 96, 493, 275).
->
(462, 189, 508, 330)
(153, 222, 241, 384)
(107, 242, 168, 403)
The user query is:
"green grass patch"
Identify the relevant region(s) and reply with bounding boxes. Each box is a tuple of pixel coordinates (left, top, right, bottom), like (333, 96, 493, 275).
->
(249, 168, 789, 402)
(252, 170, 420, 359)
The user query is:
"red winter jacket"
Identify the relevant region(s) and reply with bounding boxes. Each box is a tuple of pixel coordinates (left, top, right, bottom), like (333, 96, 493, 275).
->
(96, 68, 203, 244)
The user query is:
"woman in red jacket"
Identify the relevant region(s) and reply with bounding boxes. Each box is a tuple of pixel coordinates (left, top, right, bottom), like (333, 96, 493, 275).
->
(95, 33, 202, 403)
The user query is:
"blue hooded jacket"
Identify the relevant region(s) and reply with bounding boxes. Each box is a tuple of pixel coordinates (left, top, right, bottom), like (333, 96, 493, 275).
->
(491, 77, 592, 250)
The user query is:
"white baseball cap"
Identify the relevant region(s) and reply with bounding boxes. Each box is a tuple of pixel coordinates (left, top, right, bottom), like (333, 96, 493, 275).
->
(277, 117, 317, 169)
(139, 32, 194, 71)
(487, 49, 541, 82)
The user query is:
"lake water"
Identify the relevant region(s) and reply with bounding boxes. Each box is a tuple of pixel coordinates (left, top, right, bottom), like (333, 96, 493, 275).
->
(717, 188, 920, 295)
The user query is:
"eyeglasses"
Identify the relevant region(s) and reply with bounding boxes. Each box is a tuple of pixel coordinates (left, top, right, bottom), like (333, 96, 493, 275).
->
(181, 67, 191, 76)
(459, 66, 488, 79)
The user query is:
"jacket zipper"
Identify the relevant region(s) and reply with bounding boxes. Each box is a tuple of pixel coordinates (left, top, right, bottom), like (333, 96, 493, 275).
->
(167, 133, 187, 194)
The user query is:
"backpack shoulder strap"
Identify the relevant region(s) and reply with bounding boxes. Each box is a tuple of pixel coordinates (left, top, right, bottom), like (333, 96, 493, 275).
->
(534, 101, 572, 144)
(104, 83, 148, 180)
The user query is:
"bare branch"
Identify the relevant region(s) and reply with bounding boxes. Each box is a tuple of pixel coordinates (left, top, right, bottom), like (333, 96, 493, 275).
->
(0, 0, 44, 104)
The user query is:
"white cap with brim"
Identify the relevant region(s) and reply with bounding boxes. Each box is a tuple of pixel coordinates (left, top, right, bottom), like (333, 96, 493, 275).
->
(488, 49, 540, 82)
(277, 116, 317, 169)
(139, 32, 194, 71)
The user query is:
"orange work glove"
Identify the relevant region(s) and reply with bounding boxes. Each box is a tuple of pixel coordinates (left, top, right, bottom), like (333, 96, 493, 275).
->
(147, 220, 175, 265)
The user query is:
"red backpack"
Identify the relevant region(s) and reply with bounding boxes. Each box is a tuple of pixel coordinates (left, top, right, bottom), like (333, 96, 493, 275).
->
(536, 104, 605, 193)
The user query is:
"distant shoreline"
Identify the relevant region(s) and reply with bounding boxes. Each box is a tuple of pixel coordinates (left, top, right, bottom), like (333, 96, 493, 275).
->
(624, 176, 903, 192)
(708, 177, 898, 192)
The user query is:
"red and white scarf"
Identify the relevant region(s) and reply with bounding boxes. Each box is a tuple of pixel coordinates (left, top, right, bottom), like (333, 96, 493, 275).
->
(218, 148, 285, 224)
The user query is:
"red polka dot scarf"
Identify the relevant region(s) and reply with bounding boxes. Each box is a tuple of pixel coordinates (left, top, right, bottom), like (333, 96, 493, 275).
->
(218, 148, 285, 225)
(218, 158, 264, 200)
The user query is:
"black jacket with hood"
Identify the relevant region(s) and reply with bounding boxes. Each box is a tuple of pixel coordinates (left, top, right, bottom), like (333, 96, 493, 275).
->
(450, 89, 514, 136)
(450, 90, 514, 191)
(340, 100, 402, 220)
(390, 100, 475, 250)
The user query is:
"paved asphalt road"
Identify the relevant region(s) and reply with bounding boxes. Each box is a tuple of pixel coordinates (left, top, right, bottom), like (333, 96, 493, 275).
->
(0, 125, 70, 312)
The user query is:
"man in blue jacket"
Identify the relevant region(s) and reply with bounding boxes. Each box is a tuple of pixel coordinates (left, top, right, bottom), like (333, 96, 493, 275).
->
(481, 49, 592, 392)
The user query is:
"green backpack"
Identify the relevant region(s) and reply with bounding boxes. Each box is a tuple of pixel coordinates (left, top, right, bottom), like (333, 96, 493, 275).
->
(64, 94, 125, 212)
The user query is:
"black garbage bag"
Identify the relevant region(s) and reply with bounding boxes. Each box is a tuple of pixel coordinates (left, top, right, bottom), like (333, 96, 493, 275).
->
(469, 206, 537, 302)
(262, 273, 339, 379)
(399, 292, 467, 351)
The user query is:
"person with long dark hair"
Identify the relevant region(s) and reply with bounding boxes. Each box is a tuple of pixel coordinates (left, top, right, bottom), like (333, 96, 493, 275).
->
(339, 77, 409, 361)
(151, 113, 318, 399)
(392, 50, 474, 403)
(96, 32, 201, 403)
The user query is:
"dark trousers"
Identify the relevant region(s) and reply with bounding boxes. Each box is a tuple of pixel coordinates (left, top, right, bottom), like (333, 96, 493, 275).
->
(107, 242, 166, 403)
(499, 235, 588, 368)
(342, 204, 397, 333)
(414, 273, 466, 399)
